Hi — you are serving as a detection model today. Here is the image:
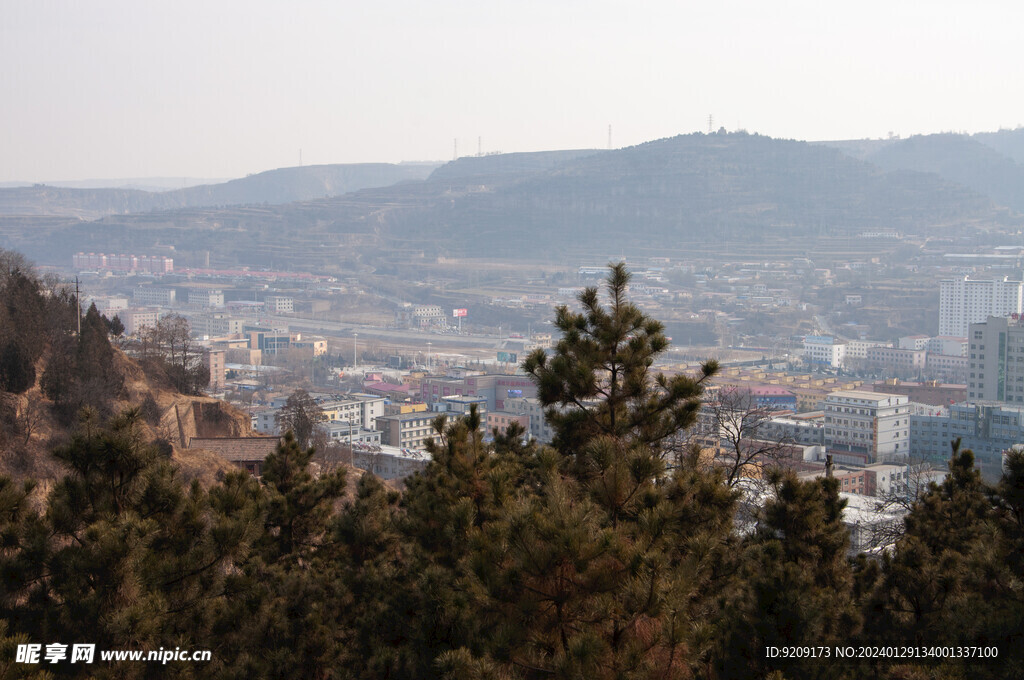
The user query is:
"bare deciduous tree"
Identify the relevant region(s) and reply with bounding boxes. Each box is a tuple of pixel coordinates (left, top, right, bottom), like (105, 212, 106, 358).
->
(864, 456, 944, 550)
(699, 386, 799, 488)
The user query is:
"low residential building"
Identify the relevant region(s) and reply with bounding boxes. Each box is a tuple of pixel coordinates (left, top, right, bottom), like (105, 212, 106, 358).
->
(252, 407, 279, 435)
(435, 394, 488, 417)
(375, 412, 437, 450)
(291, 338, 327, 356)
(188, 436, 280, 476)
(504, 397, 556, 443)
(870, 379, 966, 407)
(898, 335, 930, 351)
(352, 445, 430, 480)
(323, 423, 381, 446)
(384, 402, 428, 416)
(845, 340, 889, 360)
(188, 289, 224, 308)
(925, 353, 968, 381)
(487, 411, 530, 436)
(928, 336, 967, 356)
(758, 412, 825, 446)
(314, 393, 386, 430)
(362, 381, 413, 400)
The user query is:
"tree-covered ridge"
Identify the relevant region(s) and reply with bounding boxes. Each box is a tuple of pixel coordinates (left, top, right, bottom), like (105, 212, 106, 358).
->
(0, 264, 1021, 678)
(0, 249, 241, 487)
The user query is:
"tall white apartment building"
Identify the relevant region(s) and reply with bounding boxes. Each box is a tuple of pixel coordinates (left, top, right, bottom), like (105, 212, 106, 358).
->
(823, 390, 910, 464)
(938, 276, 1023, 337)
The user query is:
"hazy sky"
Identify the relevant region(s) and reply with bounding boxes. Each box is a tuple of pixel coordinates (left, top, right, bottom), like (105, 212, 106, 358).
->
(3, 0, 1022, 182)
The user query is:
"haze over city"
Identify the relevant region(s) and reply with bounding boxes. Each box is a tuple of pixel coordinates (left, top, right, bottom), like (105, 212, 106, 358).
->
(4, 0, 1024, 182)
(6, 2, 1024, 677)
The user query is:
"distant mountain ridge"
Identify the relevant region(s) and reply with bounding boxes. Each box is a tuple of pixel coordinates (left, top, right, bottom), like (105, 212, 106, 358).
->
(864, 133, 1024, 213)
(392, 132, 1006, 258)
(6, 131, 1016, 271)
(0, 162, 439, 219)
(0, 177, 226, 191)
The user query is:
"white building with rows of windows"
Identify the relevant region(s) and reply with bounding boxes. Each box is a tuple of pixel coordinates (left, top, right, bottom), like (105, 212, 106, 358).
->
(824, 390, 910, 464)
(939, 276, 1023, 337)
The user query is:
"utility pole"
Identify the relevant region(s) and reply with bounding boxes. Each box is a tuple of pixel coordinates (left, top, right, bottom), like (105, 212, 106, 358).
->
(75, 277, 81, 336)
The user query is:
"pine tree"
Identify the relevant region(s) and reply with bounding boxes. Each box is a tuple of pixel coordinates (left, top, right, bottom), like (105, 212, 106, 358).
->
(421, 266, 738, 679)
(211, 431, 349, 679)
(862, 441, 1024, 679)
(1, 409, 264, 678)
(257, 430, 346, 562)
(524, 261, 717, 465)
(718, 472, 858, 680)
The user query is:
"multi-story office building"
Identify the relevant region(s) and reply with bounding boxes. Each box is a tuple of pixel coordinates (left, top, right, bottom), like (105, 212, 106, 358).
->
(121, 308, 160, 335)
(823, 390, 911, 464)
(264, 296, 294, 314)
(203, 349, 226, 392)
(757, 413, 825, 447)
(865, 347, 927, 375)
(323, 423, 381, 446)
(939, 276, 1023, 337)
(133, 287, 176, 306)
(503, 397, 556, 443)
(910, 401, 1024, 481)
(316, 393, 386, 430)
(188, 289, 224, 308)
(803, 335, 846, 369)
(967, 315, 1024, 403)
(375, 412, 437, 450)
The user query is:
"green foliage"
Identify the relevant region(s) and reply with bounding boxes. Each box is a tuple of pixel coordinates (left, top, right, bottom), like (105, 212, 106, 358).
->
(0, 251, 76, 396)
(258, 431, 346, 562)
(4, 262, 1024, 680)
(719, 472, 858, 680)
(524, 261, 717, 463)
(40, 302, 123, 423)
(860, 440, 1024, 679)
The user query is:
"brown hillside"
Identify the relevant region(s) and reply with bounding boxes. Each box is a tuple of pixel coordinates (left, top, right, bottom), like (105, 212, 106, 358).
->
(1, 347, 253, 488)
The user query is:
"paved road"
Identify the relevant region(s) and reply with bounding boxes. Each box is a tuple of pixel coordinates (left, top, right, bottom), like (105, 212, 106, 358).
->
(266, 315, 509, 350)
